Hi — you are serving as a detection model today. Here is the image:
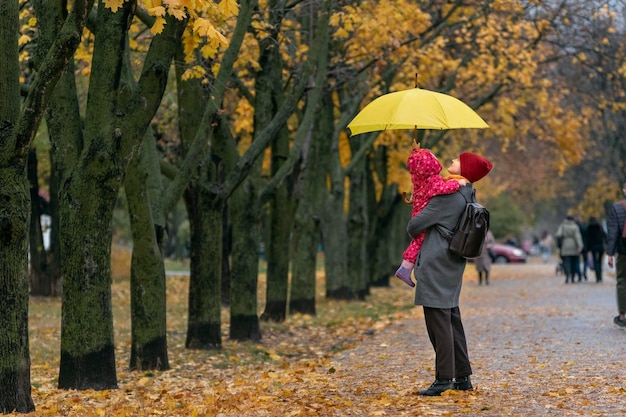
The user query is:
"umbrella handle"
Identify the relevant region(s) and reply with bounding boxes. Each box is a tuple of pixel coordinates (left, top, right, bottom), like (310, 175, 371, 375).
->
(412, 137, 420, 149)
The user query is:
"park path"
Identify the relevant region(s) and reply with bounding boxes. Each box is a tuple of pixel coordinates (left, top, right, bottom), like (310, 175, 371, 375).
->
(325, 258, 626, 416)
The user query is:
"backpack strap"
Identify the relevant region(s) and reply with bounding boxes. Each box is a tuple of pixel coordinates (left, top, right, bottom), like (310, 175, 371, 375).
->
(436, 187, 474, 241)
(459, 187, 475, 204)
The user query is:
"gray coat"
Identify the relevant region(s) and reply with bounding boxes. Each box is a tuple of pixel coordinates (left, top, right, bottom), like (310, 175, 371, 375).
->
(555, 219, 583, 256)
(406, 185, 472, 308)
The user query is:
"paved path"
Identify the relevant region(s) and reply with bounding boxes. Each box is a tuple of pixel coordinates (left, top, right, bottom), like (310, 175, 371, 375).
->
(330, 259, 626, 416)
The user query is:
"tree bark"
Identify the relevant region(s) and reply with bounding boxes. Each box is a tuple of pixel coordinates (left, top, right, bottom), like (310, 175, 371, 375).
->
(57, 0, 135, 390)
(125, 142, 170, 370)
(174, 47, 224, 349)
(257, 1, 292, 322)
(0, 169, 35, 413)
(57, 3, 186, 387)
(1, 0, 91, 411)
(229, 181, 263, 341)
(184, 179, 224, 349)
(289, 122, 325, 314)
(346, 135, 369, 299)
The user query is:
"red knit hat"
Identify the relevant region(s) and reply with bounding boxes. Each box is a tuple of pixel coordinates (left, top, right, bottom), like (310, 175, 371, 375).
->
(460, 152, 493, 183)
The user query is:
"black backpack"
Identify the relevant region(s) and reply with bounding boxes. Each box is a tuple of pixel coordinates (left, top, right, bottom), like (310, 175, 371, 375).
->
(438, 190, 490, 259)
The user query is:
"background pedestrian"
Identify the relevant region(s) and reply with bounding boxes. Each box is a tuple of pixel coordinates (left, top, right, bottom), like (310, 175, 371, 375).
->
(555, 215, 583, 283)
(606, 182, 626, 327)
(577, 216, 589, 280)
(586, 216, 606, 283)
(475, 229, 495, 285)
(539, 230, 554, 263)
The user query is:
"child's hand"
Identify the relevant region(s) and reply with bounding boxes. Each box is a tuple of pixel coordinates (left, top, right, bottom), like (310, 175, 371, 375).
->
(458, 179, 468, 186)
(412, 139, 420, 150)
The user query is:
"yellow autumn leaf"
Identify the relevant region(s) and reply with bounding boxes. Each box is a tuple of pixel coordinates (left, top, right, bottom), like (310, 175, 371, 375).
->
(218, 0, 239, 17)
(149, 6, 167, 17)
(18, 34, 30, 46)
(335, 27, 349, 39)
(102, 0, 124, 13)
(193, 18, 216, 38)
(169, 7, 187, 20)
(151, 16, 166, 35)
(201, 44, 218, 59)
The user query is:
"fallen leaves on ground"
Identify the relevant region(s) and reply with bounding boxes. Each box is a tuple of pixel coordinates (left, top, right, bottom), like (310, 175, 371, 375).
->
(14, 258, 626, 416)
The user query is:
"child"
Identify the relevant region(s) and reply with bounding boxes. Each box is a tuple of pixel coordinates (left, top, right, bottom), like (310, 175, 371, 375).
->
(395, 146, 492, 287)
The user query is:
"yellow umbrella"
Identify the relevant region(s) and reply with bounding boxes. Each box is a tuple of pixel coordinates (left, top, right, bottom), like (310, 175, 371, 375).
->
(347, 87, 489, 136)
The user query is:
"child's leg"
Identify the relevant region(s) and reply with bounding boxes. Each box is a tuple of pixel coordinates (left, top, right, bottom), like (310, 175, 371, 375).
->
(395, 235, 423, 287)
(395, 254, 415, 287)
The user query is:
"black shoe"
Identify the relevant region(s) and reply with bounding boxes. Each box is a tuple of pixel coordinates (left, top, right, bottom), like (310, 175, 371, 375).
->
(454, 376, 473, 391)
(419, 379, 454, 396)
(614, 316, 626, 327)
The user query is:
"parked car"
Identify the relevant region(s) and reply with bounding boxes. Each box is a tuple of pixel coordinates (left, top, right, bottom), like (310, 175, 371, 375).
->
(488, 243, 527, 263)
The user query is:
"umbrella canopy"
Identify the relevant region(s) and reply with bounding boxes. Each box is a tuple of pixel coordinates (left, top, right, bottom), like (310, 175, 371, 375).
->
(347, 87, 489, 136)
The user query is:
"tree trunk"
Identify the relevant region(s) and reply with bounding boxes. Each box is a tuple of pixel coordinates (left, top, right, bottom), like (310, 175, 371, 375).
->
(57, 165, 119, 389)
(253, 0, 293, 323)
(29, 0, 76, 302)
(263, 181, 294, 321)
(125, 145, 170, 370)
(184, 178, 224, 349)
(289, 95, 331, 314)
(0, 169, 35, 413)
(57, 0, 135, 389)
(229, 181, 262, 341)
(174, 51, 224, 349)
(321, 187, 351, 299)
(370, 184, 405, 287)
(44, 47, 85, 301)
(0, 0, 35, 412)
(57, 2, 186, 387)
(227, 0, 288, 338)
(1, 0, 92, 405)
(346, 135, 369, 299)
(222, 208, 232, 306)
(319, 92, 351, 300)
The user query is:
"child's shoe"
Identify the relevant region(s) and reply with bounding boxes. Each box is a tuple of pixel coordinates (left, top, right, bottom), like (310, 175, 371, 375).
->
(395, 266, 415, 287)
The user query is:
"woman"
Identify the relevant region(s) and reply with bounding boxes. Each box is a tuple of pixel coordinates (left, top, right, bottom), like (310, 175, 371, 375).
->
(586, 216, 606, 282)
(407, 152, 492, 396)
(555, 215, 583, 283)
(474, 230, 495, 285)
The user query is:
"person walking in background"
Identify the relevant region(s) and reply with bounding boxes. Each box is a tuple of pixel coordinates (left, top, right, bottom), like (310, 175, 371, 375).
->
(406, 152, 492, 396)
(394, 142, 467, 287)
(577, 216, 589, 280)
(539, 230, 554, 263)
(586, 216, 606, 283)
(556, 215, 583, 284)
(607, 182, 626, 327)
(475, 229, 495, 285)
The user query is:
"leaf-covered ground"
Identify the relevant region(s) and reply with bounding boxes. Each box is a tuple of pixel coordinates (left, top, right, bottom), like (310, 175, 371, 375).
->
(15, 257, 626, 416)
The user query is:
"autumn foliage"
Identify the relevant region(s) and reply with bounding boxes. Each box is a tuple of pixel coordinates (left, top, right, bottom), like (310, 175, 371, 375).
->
(5, 0, 626, 414)
(18, 259, 626, 416)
